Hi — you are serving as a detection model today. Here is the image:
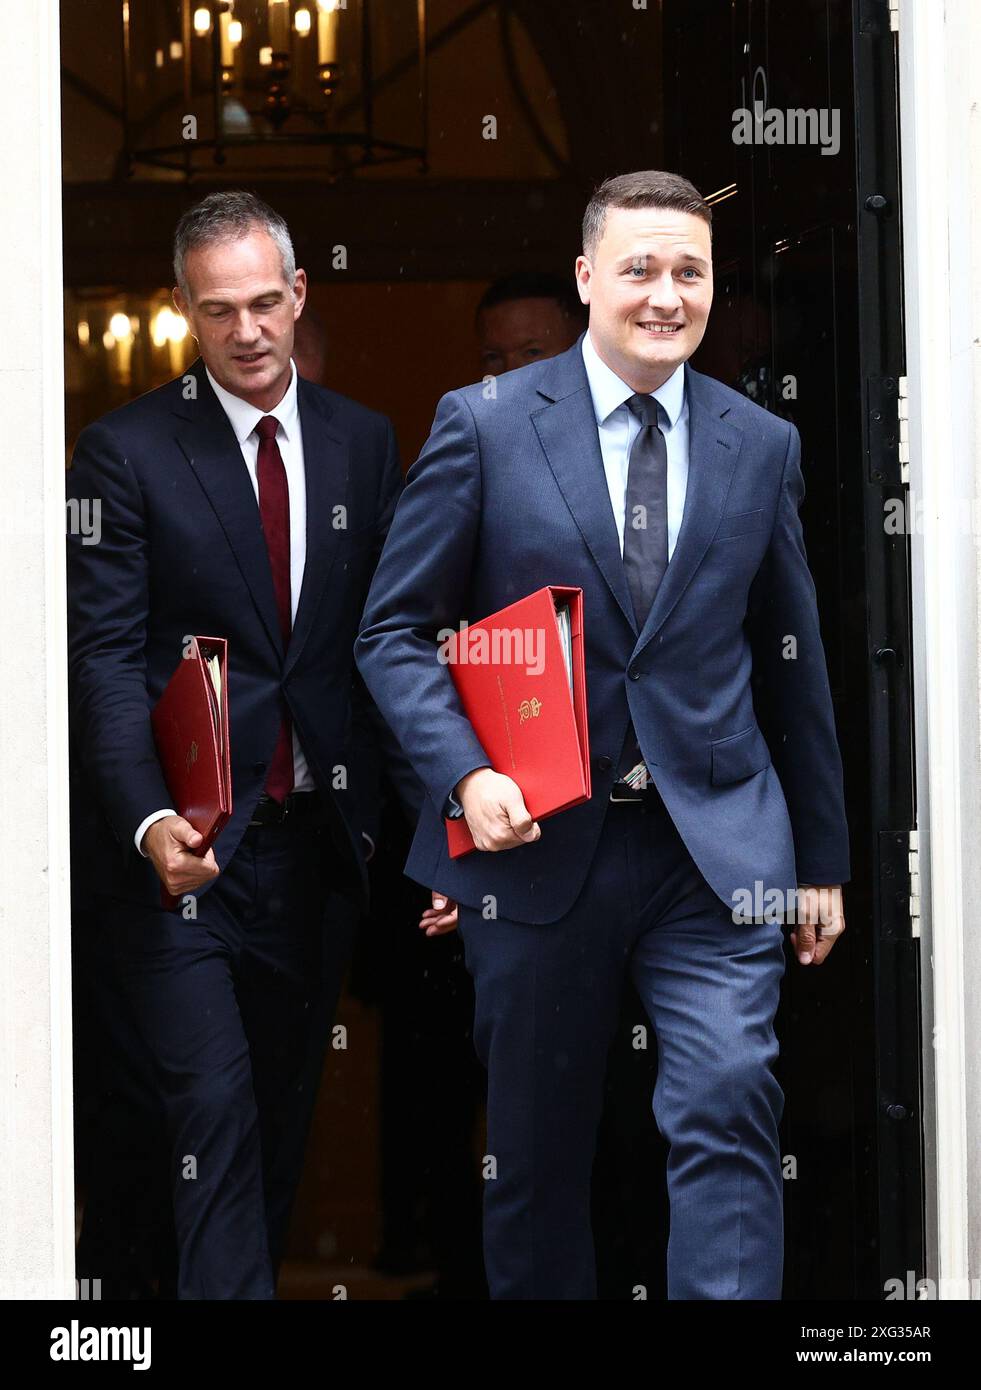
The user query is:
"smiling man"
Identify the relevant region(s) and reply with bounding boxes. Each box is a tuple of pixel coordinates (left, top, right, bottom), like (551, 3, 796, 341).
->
(67, 191, 402, 1298)
(356, 170, 850, 1300)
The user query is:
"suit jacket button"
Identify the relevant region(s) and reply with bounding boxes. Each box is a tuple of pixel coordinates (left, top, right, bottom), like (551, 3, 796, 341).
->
(596, 755, 613, 772)
(253, 761, 267, 775)
(629, 667, 641, 681)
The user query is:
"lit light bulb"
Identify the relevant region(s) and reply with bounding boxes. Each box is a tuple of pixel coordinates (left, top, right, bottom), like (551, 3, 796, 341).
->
(295, 9, 312, 36)
(229, 19, 243, 45)
(109, 312, 132, 339)
(193, 8, 212, 36)
(77, 320, 90, 347)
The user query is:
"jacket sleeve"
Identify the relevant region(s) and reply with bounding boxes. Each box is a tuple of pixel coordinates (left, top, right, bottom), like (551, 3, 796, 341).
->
(66, 420, 173, 857)
(347, 414, 427, 839)
(354, 390, 491, 818)
(745, 421, 851, 885)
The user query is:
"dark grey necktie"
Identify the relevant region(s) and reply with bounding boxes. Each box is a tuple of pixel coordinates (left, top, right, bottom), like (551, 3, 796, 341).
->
(616, 393, 668, 786)
(622, 392, 669, 629)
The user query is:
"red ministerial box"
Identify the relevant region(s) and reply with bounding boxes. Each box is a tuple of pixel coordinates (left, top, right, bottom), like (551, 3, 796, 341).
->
(150, 635, 232, 908)
(441, 586, 591, 858)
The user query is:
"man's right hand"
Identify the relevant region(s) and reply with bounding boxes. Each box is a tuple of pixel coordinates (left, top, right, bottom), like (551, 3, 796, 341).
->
(456, 768, 541, 852)
(142, 815, 219, 897)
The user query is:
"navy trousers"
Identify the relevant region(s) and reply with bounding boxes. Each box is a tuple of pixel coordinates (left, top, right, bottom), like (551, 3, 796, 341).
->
(457, 790, 787, 1300)
(91, 815, 354, 1300)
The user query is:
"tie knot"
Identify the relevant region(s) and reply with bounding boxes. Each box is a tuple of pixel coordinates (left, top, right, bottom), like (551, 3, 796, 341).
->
(255, 415, 279, 442)
(627, 393, 662, 429)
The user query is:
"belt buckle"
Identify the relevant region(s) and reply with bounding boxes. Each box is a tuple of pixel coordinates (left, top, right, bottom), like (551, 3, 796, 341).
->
(249, 793, 284, 827)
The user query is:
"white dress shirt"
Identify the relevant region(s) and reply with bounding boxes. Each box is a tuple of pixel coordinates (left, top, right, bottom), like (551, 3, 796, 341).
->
(136, 357, 313, 853)
(580, 329, 689, 560)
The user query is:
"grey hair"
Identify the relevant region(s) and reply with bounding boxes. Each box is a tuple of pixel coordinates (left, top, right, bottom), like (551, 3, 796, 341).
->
(582, 170, 712, 258)
(173, 190, 297, 300)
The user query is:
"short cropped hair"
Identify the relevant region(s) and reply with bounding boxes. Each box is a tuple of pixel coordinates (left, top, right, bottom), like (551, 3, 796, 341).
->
(173, 190, 296, 299)
(582, 171, 712, 257)
(476, 272, 587, 327)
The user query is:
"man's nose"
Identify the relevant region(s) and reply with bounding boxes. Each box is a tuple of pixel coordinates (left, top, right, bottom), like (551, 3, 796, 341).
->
(233, 312, 262, 342)
(646, 274, 683, 313)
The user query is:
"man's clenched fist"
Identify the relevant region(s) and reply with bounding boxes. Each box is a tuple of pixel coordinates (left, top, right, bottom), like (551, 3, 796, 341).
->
(142, 815, 219, 897)
(456, 768, 541, 852)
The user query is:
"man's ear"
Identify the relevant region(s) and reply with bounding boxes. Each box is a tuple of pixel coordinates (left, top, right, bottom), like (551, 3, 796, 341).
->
(291, 267, 308, 318)
(574, 255, 591, 305)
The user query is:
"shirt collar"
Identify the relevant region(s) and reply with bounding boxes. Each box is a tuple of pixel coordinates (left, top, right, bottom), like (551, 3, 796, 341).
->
(204, 357, 299, 446)
(581, 330, 686, 430)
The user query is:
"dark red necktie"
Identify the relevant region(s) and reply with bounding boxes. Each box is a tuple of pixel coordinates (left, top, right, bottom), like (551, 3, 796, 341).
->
(255, 415, 294, 802)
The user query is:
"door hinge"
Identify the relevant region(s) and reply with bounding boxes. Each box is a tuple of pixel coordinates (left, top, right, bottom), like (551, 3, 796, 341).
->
(897, 374, 910, 483)
(889, 0, 900, 34)
(908, 828, 920, 937)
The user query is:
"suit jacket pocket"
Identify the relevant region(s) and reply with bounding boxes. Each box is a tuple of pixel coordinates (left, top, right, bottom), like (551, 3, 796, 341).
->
(710, 723, 772, 786)
(711, 508, 766, 542)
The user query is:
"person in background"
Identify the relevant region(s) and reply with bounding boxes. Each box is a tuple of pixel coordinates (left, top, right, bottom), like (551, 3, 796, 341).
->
(476, 271, 586, 376)
(291, 301, 329, 385)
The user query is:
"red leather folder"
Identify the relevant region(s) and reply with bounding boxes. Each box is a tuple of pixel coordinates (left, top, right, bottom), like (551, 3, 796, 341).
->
(150, 636, 232, 909)
(441, 586, 591, 858)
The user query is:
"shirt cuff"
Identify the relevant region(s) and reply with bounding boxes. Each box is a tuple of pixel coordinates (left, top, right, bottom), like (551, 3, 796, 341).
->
(442, 764, 492, 819)
(135, 809, 177, 855)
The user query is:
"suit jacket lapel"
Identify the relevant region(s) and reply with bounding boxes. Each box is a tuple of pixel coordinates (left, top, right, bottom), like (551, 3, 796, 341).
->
(531, 344, 638, 635)
(283, 377, 348, 679)
(633, 363, 742, 654)
(173, 359, 284, 659)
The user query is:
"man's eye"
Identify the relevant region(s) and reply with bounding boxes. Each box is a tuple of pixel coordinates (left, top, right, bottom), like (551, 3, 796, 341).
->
(524, 347, 543, 360)
(680, 268, 701, 279)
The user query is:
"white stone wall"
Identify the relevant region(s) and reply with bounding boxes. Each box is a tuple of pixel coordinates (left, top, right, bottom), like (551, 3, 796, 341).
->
(0, 0, 75, 1300)
(900, 0, 981, 1297)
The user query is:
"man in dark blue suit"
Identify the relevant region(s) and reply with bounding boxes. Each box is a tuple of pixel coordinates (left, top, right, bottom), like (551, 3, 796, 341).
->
(356, 170, 850, 1300)
(67, 191, 401, 1298)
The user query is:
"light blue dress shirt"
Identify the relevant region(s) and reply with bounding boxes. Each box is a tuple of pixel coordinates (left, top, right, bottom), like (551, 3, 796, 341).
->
(580, 329, 689, 560)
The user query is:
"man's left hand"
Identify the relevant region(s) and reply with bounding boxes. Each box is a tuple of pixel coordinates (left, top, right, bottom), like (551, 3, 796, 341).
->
(419, 889, 458, 937)
(791, 884, 845, 966)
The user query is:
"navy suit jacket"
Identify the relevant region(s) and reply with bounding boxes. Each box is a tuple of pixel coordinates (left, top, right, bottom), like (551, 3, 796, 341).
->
(67, 356, 403, 912)
(355, 339, 850, 925)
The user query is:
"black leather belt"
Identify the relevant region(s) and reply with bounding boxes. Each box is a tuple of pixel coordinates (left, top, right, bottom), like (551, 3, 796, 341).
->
(248, 791, 323, 827)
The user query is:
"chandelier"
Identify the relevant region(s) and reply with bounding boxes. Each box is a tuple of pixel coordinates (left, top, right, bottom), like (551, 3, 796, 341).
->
(121, 1, 428, 179)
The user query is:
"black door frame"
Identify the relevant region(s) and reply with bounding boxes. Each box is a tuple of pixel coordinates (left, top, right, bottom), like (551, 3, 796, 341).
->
(853, 0, 923, 1294)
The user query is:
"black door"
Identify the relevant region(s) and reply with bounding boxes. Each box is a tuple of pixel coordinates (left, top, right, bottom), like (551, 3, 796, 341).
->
(661, 0, 920, 1299)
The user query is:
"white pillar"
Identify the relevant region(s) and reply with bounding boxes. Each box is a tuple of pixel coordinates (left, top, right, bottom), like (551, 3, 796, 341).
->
(0, 0, 74, 1299)
(899, 0, 981, 1297)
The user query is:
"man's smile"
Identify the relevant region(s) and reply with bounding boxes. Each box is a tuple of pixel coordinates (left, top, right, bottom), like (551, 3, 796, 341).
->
(636, 320, 684, 335)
